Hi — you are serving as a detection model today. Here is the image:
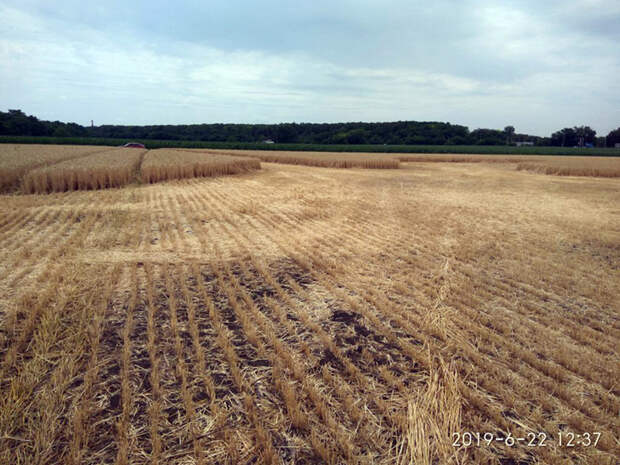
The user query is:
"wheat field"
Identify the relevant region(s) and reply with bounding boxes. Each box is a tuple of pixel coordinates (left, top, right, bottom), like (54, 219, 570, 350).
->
(515, 157, 620, 177)
(196, 149, 401, 169)
(0, 153, 618, 465)
(22, 148, 147, 194)
(0, 144, 112, 192)
(141, 150, 261, 183)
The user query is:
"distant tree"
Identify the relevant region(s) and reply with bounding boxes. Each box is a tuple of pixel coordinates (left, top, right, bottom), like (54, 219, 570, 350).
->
(606, 127, 620, 147)
(550, 128, 577, 147)
(550, 126, 596, 147)
(504, 126, 515, 145)
(275, 123, 297, 143)
(575, 126, 596, 146)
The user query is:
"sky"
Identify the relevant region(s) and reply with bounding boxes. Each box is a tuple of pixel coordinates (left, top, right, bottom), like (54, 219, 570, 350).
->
(1, 0, 619, 136)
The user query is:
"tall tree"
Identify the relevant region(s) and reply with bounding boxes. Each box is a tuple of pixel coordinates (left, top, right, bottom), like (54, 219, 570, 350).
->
(605, 127, 620, 147)
(504, 126, 515, 145)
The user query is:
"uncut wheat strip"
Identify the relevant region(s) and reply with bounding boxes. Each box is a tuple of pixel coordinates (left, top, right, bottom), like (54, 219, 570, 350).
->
(190, 263, 280, 465)
(115, 264, 138, 465)
(140, 150, 259, 184)
(23, 148, 145, 194)
(516, 162, 620, 178)
(201, 188, 588, 460)
(0, 145, 114, 192)
(201, 149, 401, 170)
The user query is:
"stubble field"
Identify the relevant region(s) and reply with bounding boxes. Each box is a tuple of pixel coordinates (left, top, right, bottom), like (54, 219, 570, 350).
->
(0, 151, 618, 465)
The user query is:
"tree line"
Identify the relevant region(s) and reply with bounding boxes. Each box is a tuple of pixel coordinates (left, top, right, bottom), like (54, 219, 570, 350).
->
(1, 109, 618, 147)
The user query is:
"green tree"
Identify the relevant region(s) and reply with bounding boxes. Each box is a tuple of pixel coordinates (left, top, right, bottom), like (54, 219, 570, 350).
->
(606, 127, 620, 147)
(504, 125, 515, 145)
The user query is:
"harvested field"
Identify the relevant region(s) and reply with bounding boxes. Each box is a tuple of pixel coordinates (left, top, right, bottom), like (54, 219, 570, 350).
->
(515, 157, 620, 177)
(22, 148, 146, 193)
(0, 144, 112, 192)
(141, 149, 261, 183)
(395, 153, 532, 163)
(196, 149, 401, 169)
(0, 160, 618, 465)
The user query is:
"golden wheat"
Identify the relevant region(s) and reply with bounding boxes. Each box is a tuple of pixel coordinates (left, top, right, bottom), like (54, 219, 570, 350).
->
(0, 144, 112, 192)
(22, 148, 145, 193)
(2, 156, 619, 465)
(516, 157, 620, 177)
(140, 149, 260, 183)
(187, 148, 401, 169)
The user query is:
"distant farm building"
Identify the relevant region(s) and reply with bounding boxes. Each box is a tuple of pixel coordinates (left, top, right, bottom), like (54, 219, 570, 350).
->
(515, 141, 534, 147)
(263, 139, 275, 144)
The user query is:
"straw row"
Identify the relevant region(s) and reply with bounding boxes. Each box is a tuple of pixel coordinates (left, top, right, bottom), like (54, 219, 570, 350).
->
(190, 149, 401, 169)
(140, 149, 261, 183)
(22, 148, 146, 193)
(0, 144, 111, 192)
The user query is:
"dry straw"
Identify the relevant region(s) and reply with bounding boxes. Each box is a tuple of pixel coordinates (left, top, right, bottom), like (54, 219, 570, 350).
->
(516, 158, 620, 177)
(0, 144, 111, 192)
(22, 148, 145, 194)
(190, 149, 400, 169)
(140, 149, 260, 183)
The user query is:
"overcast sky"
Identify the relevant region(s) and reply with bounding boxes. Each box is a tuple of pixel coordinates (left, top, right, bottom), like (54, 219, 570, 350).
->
(1, 1, 619, 135)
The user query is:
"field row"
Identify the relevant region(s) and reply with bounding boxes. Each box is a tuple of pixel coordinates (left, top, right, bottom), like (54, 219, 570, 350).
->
(3, 145, 618, 195)
(0, 146, 262, 193)
(198, 149, 620, 177)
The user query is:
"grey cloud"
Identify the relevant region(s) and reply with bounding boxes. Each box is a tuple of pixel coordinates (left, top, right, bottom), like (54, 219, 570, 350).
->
(0, 0, 618, 134)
